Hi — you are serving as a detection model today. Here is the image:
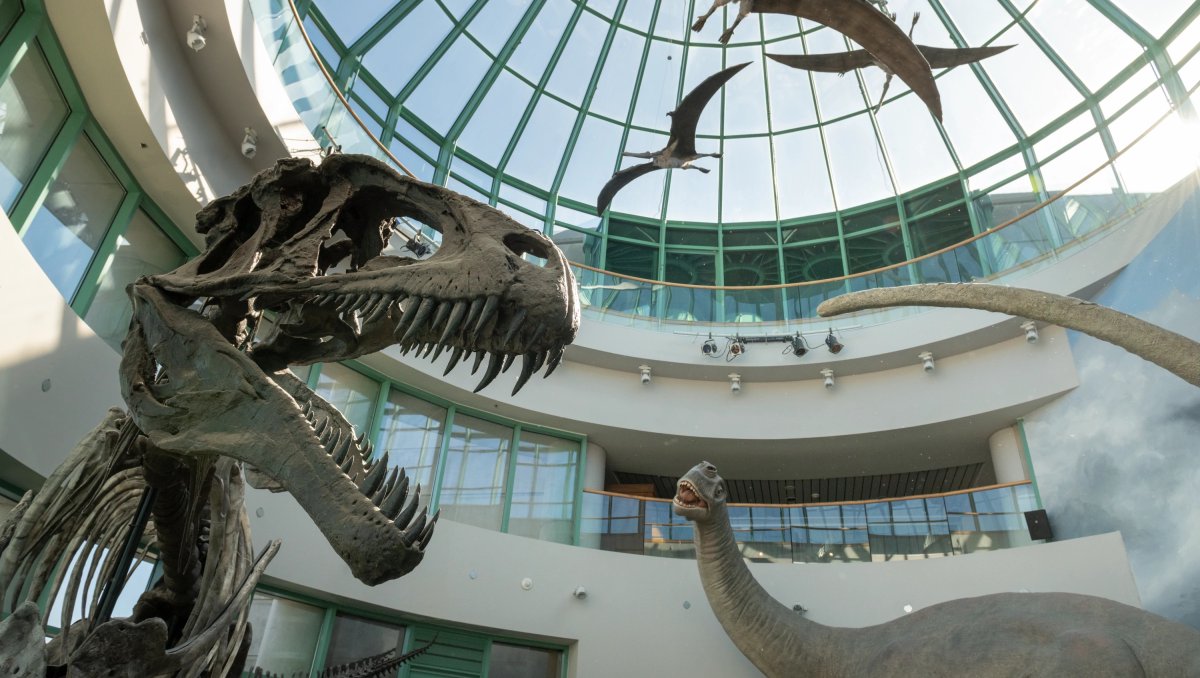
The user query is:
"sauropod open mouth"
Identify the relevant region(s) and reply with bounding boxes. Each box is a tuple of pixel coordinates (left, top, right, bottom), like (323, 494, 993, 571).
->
(674, 479, 708, 510)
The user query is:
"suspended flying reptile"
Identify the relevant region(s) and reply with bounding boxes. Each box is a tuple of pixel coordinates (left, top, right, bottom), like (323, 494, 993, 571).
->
(596, 62, 750, 216)
(769, 14, 1014, 113)
(691, 0, 942, 120)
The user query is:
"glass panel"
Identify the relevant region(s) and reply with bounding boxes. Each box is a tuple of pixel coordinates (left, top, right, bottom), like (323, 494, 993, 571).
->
(84, 209, 186, 348)
(0, 44, 69, 210)
(244, 592, 324, 675)
(324, 612, 405, 668)
(375, 388, 447, 511)
(314, 363, 380, 434)
(437, 413, 512, 530)
(508, 431, 580, 544)
(488, 642, 561, 678)
(21, 135, 126, 301)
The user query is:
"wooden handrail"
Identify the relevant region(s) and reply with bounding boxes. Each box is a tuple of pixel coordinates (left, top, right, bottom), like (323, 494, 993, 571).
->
(583, 480, 1032, 509)
(278, 0, 1188, 292)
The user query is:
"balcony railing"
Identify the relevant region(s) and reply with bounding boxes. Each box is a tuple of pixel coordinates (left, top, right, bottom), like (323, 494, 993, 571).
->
(252, 0, 1198, 332)
(580, 481, 1041, 563)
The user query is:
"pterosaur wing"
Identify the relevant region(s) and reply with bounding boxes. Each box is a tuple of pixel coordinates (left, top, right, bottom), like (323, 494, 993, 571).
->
(766, 50, 875, 74)
(753, 0, 941, 120)
(669, 62, 751, 157)
(596, 162, 662, 215)
(917, 44, 1014, 69)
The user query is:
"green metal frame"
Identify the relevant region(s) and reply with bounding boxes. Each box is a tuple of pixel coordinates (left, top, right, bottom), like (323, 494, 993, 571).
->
(252, 582, 571, 678)
(312, 359, 588, 545)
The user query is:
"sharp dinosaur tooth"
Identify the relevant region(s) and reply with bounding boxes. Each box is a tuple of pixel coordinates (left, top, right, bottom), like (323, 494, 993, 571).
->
(472, 352, 503, 393)
(501, 353, 517, 373)
(443, 346, 465, 376)
(358, 293, 386, 322)
(372, 467, 398, 505)
(463, 297, 484, 333)
(430, 300, 451, 335)
(400, 297, 437, 345)
(511, 353, 536, 395)
(393, 485, 421, 527)
(500, 308, 527, 348)
(532, 350, 548, 373)
(302, 399, 313, 415)
(420, 342, 437, 359)
(403, 508, 429, 546)
(526, 322, 547, 352)
(316, 293, 340, 307)
(313, 417, 329, 436)
(320, 424, 337, 446)
(335, 293, 362, 314)
(438, 300, 468, 345)
(381, 474, 410, 519)
(393, 296, 424, 337)
(359, 452, 389, 497)
(429, 342, 447, 362)
(543, 345, 566, 378)
(473, 295, 500, 337)
(418, 510, 439, 549)
(470, 350, 486, 375)
(332, 431, 353, 464)
(363, 439, 373, 459)
(339, 453, 354, 475)
(364, 293, 401, 325)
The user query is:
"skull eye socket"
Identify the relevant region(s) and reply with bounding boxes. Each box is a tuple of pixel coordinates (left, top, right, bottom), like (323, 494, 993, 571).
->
(503, 233, 551, 267)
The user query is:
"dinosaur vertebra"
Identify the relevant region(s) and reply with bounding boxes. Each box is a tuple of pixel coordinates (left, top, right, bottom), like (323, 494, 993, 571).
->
(0, 154, 579, 674)
(674, 461, 1200, 677)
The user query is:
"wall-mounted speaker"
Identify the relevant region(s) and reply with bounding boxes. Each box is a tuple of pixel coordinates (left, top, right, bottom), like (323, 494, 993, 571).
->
(1025, 509, 1053, 541)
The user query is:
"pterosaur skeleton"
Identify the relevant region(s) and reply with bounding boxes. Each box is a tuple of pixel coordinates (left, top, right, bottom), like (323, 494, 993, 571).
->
(691, 0, 942, 120)
(768, 14, 1014, 114)
(596, 62, 750, 215)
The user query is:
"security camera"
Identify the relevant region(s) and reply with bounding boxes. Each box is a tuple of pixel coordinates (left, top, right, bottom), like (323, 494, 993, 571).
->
(1021, 321, 1038, 344)
(241, 127, 257, 159)
(639, 365, 651, 385)
(187, 15, 207, 52)
(919, 351, 934, 373)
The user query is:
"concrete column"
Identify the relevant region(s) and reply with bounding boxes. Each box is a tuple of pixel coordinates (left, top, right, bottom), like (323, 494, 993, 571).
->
(989, 426, 1028, 484)
(583, 440, 607, 491)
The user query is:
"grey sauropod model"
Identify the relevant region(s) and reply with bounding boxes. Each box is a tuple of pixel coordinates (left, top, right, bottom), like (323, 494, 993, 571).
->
(674, 461, 1200, 677)
(0, 154, 579, 675)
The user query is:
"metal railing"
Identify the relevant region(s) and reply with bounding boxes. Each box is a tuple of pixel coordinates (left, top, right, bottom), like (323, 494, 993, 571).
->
(252, 0, 1198, 331)
(579, 482, 1041, 563)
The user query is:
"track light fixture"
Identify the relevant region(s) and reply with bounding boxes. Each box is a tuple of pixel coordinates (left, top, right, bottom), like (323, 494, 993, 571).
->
(820, 368, 835, 389)
(186, 15, 207, 52)
(1021, 321, 1039, 344)
(919, 351, 934, 373)
(728, 338, 746, 357)
(825, 329, 844, 354)
(788, 333, 809, 357)
(701, 335, 720, 358)
(639, 364, 651, 385)
(728, 373, 741, 393)
(404, 235, 431, 258)
(240, 128, 257, 159)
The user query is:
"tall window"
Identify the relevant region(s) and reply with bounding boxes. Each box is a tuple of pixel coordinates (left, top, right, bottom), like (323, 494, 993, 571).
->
(324, 612, 405, 668)
(244, 592, 325, 675)
(509, 430, 579, 544)
(21, 135, 125, 299)
(314, 362, 380, 434)
(375, 388, 446, 510)
(0, 43, 68, 210)
(437, 414, 511, 531)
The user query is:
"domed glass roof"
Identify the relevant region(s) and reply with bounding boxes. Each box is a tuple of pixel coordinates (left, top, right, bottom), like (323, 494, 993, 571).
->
(289, 0, 1197, 288)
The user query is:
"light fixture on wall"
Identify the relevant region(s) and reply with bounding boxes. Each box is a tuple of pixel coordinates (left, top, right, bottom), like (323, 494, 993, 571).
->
(919, 351, 934, 373)
(728, 373, 741, 393)
(639, 364, 651, 385)
(241, 127, 258, 159)
(788, 333, 809, 358)
(404, 235, 431, 258)
(820, 368, 835, 389)
(1021, 321, 1039, 344)
(701, 335, 720, 358)
(824, 329, 844, 354)
(186, 15, 207, 52)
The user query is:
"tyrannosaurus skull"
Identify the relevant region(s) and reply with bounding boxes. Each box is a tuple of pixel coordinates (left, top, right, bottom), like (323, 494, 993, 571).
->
(119, 154, 579, 584)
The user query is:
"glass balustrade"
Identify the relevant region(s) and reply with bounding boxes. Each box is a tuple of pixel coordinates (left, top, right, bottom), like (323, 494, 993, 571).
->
(580, 482, 1041, 563)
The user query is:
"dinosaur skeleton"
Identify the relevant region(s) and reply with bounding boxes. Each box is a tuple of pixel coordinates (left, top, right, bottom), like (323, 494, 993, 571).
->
(250, 636, 436, 678)
(674, 461, 1200, 677)
(690, 0, 942, 120)
(0, 154, 579, 674)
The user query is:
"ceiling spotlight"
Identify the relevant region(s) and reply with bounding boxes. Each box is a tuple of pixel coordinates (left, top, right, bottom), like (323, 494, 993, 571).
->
(919, 351, 934, 373)
(701, 336, 719, 358)
(824, 330, 843, 354)
(820, 368, 835, 389)
(729, 338, 746, 357)
(186, 15, 207, 52)
(728, 373, 741, 393)
(404, 236, 431, 258)
(639, 364, 651, 385)
(1021, 321, 1039, 344)
(789, 333, 808, 357)
(241, 127, 257, 159)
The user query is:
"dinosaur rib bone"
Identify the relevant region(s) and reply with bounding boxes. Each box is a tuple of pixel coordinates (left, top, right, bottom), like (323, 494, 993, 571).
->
(817, 283, 1200, 387)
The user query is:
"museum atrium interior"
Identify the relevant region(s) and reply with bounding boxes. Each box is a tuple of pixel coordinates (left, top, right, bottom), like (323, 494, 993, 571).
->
(0, 0, 1198, 674)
